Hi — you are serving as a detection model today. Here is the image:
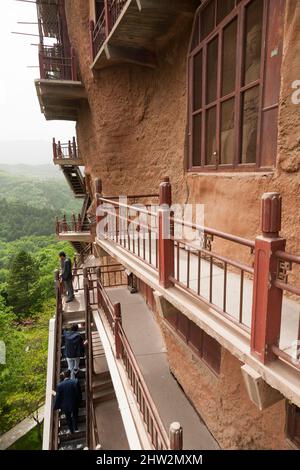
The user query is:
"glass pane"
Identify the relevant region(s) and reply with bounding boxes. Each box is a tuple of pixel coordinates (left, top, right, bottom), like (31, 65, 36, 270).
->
(222, 19, 237, 96)
(217, 0, 235, 24)
(200, 0, 216, 41)
(244, 0, 263, 85)
(220, 98, 235, 164)
(205, 107, 217, 165)
(206, 37, 218, 104)
(241, 86, 259, 164)
(192, 113, 202, 167)
(193, 51, 202, 111)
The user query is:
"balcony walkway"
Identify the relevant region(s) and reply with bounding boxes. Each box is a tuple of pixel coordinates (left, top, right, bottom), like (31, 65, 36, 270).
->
(105, 286, 219, 450)
(100, 237, 300, 353)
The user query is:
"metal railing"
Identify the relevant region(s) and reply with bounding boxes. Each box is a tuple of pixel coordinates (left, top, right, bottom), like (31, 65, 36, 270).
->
(171, 217, 254, 333)
(98, 194, 159, 270)
(92, 0, 128, 58)
(53, 137, 79, 161)
(272, 251, 300, 369)
(38, 44, 78, 81)
(56, 214, 91, 235)
(50, 270, 63, 450)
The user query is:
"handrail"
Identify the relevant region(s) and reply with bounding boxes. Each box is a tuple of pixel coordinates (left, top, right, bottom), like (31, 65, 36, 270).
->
(50, 270, 63, 450)
(118, 326, 169, 449)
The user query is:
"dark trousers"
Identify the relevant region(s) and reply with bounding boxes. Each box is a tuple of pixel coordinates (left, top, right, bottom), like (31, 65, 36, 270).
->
(64, 408, 78, 433)
(64, 278, 74, 301)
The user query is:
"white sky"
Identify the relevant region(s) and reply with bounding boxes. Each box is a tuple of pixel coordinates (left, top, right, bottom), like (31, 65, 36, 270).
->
(0, 0, 75, 164)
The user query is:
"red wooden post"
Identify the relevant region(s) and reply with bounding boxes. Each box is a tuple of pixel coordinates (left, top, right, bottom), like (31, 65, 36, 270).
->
(169, 422, 183, 450)
(78, 214, 82, 231)
(38, 45, 45, 79)
(72, 137, 77, 159)
(71, 46, 77, 81)
(58, 141, 62, 158)
(251, 193, 286, 364)
(104, 0, 111, 37)
(158, 177, 174, 288)
(114, 302, 122, 359)
(52, 138, 57, 160)
(72, 213, 76, 231)
(63, 214, 68, 232)
(68, 140, 72, 158)
(89, 20, 95, 60)
(95, 178, 104, 237)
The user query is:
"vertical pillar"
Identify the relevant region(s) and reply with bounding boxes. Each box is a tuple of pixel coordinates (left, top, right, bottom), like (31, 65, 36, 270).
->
(158, 177, 174, 288)
(68, 140, 72, 158)
(52, 138, 57, 160)
(63, 214, 68, 232)
(89, 20, 95, 61)
(169, 422, 183, 450)
(95, 178, 104, 238)
(38, 44, 45, 79)
(72, 137, 77, 159)
(251, 193, 286, 364)
(58, 141, 62, 159)
(104, 0, 111, 38)
(71, 46, 77, 81)
(114, 302, 122, 359)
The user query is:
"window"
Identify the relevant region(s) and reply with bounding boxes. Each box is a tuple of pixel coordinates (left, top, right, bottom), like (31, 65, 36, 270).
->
(286, 403, 300, 448)
(188, 0, 284, 171)
(164, 310, 221, 374)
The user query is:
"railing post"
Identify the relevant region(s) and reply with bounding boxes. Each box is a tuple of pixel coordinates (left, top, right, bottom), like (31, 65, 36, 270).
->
(71, 46, 77, 81)
(52, 138, 57, 160)
(169, 422, 183, 450)
(72, 137, 77, 159)
(78, 214, 82, 231)
(55, 217, 59, 235)
(38, 44, 45, 79)
(68, 140, 73, 158)
(104, 0, 111, 38)
(72, 213, 76, 231)
(114, 302, 122, 359)
(95, 178, 104, 238)
(63, 214, 68, 232)
(251, 193, 286, 364)
(158, 177, 174, 288)
(58, 141, 62, 158)
(89, 20, 95, 60)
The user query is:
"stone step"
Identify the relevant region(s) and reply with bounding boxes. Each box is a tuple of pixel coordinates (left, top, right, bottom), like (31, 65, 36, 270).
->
(59, 438, 86, 451)
(60, 408, 86, 427)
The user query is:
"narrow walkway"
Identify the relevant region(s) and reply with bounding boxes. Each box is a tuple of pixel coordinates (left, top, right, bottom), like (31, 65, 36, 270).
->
(0, 406, 44, 450)
(106, 286, 219, 450)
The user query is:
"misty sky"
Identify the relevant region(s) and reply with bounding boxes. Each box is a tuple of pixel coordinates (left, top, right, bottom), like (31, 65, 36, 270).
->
(0, 0, 75, 164)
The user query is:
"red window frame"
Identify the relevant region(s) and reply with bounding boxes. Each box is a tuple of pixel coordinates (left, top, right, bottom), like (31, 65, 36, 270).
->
(188, 0, 284, 172)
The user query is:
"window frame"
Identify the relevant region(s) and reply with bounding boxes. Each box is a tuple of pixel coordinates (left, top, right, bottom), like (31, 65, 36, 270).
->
(188, 0, 273, 173)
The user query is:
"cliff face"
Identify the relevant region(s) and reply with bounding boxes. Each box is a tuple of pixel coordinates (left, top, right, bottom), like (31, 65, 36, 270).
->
(63, 0, 300, 449)
(65, 0, 300, 255)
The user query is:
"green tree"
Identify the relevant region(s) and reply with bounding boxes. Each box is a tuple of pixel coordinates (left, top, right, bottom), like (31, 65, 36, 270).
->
(7, 251, 39, 317)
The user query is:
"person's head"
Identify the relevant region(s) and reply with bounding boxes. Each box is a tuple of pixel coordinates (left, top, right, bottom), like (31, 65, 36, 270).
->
(71, 324, 79, 332)
(59, 251, 66, 261)
(62, 369, 71, 380)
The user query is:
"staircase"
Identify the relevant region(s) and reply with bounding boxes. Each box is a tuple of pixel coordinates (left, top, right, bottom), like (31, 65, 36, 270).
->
(62, 166, 86, 198)
(58, 325, 87, 450)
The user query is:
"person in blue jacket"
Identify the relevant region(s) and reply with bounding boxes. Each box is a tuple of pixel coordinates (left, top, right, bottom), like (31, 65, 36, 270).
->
(63, 324, 86, 380)
(54, 369, 82, 434)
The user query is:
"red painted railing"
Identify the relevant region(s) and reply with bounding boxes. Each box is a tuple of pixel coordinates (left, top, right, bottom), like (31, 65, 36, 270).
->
(92, 270, 181, 450)
(53, 137, 79, 161)
(56, 214, 90, 234)
(91, 0, 128, 59)
(39, 44, 78, 81)
(95, 178, 300, 372)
